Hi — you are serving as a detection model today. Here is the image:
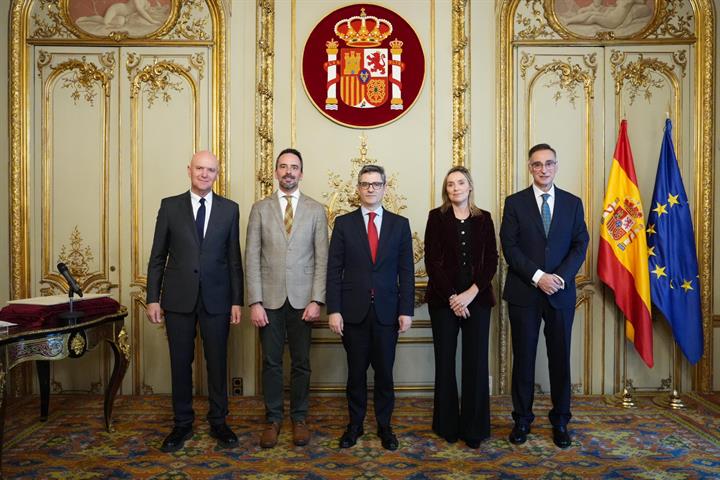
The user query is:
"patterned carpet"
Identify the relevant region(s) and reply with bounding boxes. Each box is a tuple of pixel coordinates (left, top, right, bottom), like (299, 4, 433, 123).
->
(3, 393, 720, 479)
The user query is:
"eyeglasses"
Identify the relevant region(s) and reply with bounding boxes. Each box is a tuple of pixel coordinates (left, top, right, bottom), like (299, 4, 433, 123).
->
(529, 160, 557, 171)
(358, 181, 385, 190)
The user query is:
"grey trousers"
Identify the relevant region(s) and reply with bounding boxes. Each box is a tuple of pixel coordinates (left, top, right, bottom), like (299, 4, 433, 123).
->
(259, 299, 313, 422)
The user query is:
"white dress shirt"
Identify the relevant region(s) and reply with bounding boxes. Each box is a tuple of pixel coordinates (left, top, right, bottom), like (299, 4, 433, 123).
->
(361, 205, 383, 236)
(278, 189, 300, 216)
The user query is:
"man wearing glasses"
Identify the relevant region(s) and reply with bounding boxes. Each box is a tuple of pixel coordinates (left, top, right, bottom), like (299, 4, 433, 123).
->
(327, 164, 414, 451)
(500, 143, 589, 449)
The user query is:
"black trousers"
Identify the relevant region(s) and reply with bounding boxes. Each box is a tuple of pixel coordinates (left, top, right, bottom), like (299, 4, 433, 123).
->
(165, 294, 230, 428)
(430, 302, 491, 442)
(509, 297, 574, 428)
(342, 305, 399, 427)
(259, 299, 312, 423)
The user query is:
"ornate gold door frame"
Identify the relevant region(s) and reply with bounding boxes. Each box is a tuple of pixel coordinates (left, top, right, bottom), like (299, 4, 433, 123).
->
(497, 0, 715, 391)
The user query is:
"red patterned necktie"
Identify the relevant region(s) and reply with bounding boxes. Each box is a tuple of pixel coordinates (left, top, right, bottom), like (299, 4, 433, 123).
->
(367, 211, 378, 263)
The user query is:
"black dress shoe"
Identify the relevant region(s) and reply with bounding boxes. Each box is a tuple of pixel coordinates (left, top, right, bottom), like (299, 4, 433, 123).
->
(339, 424, 364, 448)
(377, 425, 399, 451)
(508, 424, 530, 445)
(552, 425, 571, 448)
(210, 423, 239, 448)
(160, 425, 193, 452)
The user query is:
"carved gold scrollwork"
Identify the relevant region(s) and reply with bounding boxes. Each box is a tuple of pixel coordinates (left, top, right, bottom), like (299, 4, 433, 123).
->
(190, 53, 206, 80)
(36, 50, 52, 74)
(117, 326, 130, 362)
(535, 56, 596, 107)
(30, 0, 73, 39)
(129, 60, 189, 107)
(452, 0, 469, 166)
(42, 226, 115, 295)
(519, 52, 535, 79)
(49, 56, 113, 106)
(611, 53, 676, 104)
(256, 0, 275, 199)
(672, 50, 688, 77)
(165, 0, 210, 41)
(647, 0, 694, 39)
(515, 0, 555, 40)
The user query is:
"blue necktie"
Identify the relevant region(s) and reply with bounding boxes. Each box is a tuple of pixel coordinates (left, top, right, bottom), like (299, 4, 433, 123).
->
(196, 197, 206, 243)
(541, 193, 551, 236)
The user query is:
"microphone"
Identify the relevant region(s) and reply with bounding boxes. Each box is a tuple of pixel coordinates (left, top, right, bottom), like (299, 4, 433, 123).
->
(57, 262, 83, 297)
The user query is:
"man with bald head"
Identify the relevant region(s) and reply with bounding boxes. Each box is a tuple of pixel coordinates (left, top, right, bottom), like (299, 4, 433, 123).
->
(146, 150, 244, 452)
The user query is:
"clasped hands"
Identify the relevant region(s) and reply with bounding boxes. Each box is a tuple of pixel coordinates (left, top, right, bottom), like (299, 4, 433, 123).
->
(449, 285, 478, 318)
(537, 273, 565, 295)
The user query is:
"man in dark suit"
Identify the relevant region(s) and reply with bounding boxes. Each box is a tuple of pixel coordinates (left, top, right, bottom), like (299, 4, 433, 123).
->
(500, 143, 589, 449)
(146, 150, 243, 452)
(327, 164, 414, 451)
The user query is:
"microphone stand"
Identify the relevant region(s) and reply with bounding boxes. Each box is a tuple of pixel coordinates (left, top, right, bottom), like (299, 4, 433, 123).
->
(58, 287, 85, 325)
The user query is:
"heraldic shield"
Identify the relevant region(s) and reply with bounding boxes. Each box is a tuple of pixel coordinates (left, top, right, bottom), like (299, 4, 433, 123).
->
(340, 48, 389, 108)
(302, 4, 425, 128)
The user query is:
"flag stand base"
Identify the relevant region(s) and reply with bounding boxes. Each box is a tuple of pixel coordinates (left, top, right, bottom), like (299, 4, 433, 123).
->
(652, 390, 686, 410)
(604, 388, 637, 408)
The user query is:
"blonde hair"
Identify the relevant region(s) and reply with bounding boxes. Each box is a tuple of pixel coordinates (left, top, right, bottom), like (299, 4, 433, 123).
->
(440, 166, 483, 217)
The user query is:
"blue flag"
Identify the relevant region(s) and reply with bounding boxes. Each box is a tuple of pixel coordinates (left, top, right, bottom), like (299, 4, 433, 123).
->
(646, 119, 703, 364)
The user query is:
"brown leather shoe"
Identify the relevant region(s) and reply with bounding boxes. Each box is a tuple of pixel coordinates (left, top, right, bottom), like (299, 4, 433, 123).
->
(292, 420, 311, 446)
(260, 422, 280, 448)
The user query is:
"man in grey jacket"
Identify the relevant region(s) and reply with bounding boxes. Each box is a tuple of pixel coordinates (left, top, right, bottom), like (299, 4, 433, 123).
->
(246, 148, 328, 448)
(146, 150, 243, 452)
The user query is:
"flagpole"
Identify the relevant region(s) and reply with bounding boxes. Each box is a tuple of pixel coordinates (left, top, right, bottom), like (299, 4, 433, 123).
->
(653, 342, 686, 409)
(620, 320, 637, 408)
(606, 314, 637, 408)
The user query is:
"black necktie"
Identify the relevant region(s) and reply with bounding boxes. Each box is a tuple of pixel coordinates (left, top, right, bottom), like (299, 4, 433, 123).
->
(196, 197, 206, 242)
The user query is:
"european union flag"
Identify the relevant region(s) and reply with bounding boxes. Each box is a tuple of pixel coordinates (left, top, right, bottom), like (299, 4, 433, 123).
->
(646, 119, 703, 364)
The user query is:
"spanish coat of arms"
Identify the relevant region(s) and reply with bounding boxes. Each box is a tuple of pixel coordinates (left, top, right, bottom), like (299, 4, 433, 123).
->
(302, 5, 425, 128)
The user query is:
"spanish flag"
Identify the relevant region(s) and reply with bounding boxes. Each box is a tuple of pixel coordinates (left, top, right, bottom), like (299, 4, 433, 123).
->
(598, 120, 654, 368)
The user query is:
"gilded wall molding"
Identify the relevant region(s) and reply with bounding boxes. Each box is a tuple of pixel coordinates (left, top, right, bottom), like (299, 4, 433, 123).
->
(513, 0, 696, 44)
(29, 0, 212, 43)
(451, 0, 469, 166)
(255, 0, 275, 200)
(499, 0, 714, 391)
(693, 1, 714, 391)
(37, 55, 115, 298)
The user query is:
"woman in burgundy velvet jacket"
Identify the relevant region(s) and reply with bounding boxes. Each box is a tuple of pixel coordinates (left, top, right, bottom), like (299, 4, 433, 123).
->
(424, 166, 499, 448)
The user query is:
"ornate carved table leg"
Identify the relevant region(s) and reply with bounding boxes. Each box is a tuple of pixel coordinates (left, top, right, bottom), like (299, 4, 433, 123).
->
(36, 360, 50, 421)
(1, 360, 7, 477)
(104, 326, 129, 432)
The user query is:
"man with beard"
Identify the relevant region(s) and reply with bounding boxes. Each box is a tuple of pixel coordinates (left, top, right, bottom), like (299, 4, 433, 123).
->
(246, 148, 329, 448)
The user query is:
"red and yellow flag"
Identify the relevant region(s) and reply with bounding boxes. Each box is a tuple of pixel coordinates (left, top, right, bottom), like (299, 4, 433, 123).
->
(598, 120, 654, 367)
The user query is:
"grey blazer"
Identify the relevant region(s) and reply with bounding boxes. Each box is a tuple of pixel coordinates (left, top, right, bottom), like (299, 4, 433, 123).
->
(146, 191, 244, 314)
(245, 192, 328, 309)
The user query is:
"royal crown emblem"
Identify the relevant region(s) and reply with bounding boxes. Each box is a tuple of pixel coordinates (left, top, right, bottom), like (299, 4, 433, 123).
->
(302, 4, 425, 128)
(334, 8, 393, 47)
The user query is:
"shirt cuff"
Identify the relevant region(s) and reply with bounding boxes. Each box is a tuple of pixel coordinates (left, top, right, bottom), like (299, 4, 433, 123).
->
(532, 269, 545, 287)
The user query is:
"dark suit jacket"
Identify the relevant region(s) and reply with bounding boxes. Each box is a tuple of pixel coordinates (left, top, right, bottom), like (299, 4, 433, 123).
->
(146, 191, 244, 314)
(326, 208, 414, 325)
(424, 207, 498, 308)
(500, 186, 588, 309)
